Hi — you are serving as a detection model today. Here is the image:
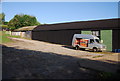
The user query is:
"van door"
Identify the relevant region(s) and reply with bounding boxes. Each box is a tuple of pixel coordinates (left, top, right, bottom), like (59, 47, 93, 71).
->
(88, 39, 94, 49)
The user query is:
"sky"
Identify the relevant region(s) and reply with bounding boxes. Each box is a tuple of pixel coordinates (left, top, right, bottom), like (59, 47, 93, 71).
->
(2, 2, 118, 24)
(1, 0, 120, 2)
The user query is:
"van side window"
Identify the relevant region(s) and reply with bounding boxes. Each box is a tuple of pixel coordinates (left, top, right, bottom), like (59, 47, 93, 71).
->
(90, 39, 94, 43)
(75, 38, 82, 44)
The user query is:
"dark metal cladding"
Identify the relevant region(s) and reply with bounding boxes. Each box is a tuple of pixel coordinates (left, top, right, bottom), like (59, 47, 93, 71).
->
(33, 18, 119, 31)
(112, 29, 120, 50)
(32, 30, 81, 45)
(32, 18, 120, 50)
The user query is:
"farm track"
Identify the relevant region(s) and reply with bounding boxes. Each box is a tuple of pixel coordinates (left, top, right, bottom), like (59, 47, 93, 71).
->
(2, 37, 120, 79)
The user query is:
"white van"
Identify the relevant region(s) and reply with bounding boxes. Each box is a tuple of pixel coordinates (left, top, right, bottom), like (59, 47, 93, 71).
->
(72, 34, 106, 52)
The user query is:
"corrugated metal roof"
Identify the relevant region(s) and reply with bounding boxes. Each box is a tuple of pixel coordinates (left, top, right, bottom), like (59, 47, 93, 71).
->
(14, 26, 37, 31)
(33, 18, 120, 31)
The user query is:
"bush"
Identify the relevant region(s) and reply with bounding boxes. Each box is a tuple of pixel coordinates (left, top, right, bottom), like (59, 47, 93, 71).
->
(4, 22, 8, 25)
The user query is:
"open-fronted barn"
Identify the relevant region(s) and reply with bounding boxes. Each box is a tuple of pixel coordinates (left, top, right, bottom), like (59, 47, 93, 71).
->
(32, 18, 120, 52)
(11, 26, 37, 39)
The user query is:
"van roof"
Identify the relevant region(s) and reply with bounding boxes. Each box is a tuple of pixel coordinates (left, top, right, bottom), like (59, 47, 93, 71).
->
(74, 34, 99, 39)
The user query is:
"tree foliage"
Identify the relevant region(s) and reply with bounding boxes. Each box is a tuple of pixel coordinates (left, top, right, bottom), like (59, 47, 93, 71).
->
(8, 14, 40, 30)
(0, 13, 5, 24)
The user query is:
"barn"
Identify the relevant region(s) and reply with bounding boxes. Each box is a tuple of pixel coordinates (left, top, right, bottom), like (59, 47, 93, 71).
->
(32, 18, 120, 52)
(11, 26, 37, 39)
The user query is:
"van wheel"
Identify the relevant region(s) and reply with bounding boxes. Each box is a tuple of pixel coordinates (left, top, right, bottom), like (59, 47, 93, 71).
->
(93, 48, 98, 52)
(75, 46, 79, 50)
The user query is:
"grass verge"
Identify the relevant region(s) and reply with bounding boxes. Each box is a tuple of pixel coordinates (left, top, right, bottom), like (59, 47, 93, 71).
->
(88, 50, 118, 54)
(0, 31, 21, 44)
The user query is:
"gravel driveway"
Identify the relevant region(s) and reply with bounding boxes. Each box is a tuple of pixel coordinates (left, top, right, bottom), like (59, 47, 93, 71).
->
(6, 38, 104, 58)
(2, 38, 120, 79)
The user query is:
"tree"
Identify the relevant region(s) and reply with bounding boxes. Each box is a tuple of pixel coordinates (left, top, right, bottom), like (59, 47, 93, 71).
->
(4, 22, 8, 25)
(8, 14, 40, 30)
(0, 13, 5, 24)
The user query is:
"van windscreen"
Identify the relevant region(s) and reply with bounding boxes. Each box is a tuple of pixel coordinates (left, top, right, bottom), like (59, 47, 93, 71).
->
(90, 39, 94, 43)
(95, 39, 100, 43)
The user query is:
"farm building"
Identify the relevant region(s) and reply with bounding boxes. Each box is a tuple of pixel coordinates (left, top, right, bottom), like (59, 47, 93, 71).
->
(32, 18, 120, 52)
(10, 26, 37, 39)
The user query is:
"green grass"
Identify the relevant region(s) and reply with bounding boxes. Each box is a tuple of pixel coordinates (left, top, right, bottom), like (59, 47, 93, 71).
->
(0, 31, 31, 44)
(0, 31, 21, 44)
(0, 31, 11, 43)
(91, 51, 118, 55)
(92, 55, 103, 58)
(98, 71, 120, 79)
(10, 35, 21, 38)
(98, 72, 114, 79)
